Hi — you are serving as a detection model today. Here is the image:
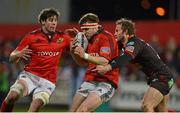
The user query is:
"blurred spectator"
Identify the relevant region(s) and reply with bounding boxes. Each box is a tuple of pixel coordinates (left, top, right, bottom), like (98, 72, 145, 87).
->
(173, 46, 180, 89)
(163, 37, 176, 65)
(149, 34, 163, 54)
(173, 46, 180, 75)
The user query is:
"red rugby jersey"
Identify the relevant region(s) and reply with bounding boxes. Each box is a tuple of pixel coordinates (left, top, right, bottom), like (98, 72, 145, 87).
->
(16, 29, 71, 84)
(84, 29, 119, 88)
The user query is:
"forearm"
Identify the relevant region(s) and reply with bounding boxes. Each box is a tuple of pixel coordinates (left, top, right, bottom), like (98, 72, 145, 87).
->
(110, 54, 132, 69)
(70, 52, 88, 67)
(83, 53, 108, 65)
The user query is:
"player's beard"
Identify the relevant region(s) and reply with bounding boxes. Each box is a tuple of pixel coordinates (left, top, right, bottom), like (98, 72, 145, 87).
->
(117, 35, 124, 42)
(117, 36, 125, 48)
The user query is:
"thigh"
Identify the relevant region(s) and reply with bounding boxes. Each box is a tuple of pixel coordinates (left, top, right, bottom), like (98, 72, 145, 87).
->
(11, 71, 36, 96)
(77, 91, 102, 112)
(77, 82, 115, 111)
(155, 94, 169, 112)
(32, 78, 55, 106)
(76, 81, 96, 97)
(33, 78, 55, 95)
(70, 93, 86, 112)
(142, 87, 164, 109)
(70, 82, 95, 111)
(93, 82, 115, 102)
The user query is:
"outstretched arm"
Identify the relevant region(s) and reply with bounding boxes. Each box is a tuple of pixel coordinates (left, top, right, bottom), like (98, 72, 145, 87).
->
(74, 46, 109, 65)
(92, 53, 132, 75)
(9, 45, 32, 63)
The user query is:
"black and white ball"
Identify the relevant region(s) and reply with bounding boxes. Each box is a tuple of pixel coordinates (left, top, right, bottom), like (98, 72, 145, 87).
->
(75, 32, 88, 51)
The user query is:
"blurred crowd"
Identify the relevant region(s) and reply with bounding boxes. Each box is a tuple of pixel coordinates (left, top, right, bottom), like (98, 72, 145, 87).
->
(0, 35, 180, 106)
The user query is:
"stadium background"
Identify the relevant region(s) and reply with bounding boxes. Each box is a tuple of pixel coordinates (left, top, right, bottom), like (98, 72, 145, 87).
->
(0, 0, 180, 112)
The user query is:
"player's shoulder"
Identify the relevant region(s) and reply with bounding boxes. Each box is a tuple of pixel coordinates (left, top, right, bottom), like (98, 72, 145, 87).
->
(55, 30, 71, 41)
(56, 30, 64, 35)
(97, 29, 114, 40)
(101, 29, 113, 37)
(126, 36, 142, 49)
(56, 30, 69, 36)
(29, 29, 41, 35)
(20, 29, 40, 40)
(129, 36, 144, 45)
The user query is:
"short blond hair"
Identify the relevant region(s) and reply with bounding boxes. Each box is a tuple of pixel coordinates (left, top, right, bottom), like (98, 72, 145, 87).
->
(116, 18, 135, 35)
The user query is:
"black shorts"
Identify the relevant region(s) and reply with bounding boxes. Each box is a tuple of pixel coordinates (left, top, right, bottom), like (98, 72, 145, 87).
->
(147, 75, 174, 96)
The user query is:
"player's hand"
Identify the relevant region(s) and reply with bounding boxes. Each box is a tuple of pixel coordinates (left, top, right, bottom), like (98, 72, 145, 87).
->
(70, 38, 79, 51)
(92, 64, 112, 75)
(17, 45, 32, 61)
(74, 46, 85, 58)
(65, 27, 79, 38)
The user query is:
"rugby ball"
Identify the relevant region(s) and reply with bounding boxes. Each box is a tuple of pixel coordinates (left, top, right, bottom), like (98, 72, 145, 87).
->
(75, 32, 88, 51)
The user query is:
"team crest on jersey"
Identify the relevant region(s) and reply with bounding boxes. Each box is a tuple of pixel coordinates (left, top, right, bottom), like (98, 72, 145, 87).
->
(33, 38, 41, 43)
(95, 38, 100, 43)
(125, 45, 134, 53)
(127, 41, 134, 46)
(57, 38, 63, 44)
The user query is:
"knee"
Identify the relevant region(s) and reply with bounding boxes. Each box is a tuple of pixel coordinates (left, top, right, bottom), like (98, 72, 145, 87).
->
(33, 92, 50, 106)
(6, 91, 20, 103)
(141, 102, 154, 112)
(10, 81, 25, 96)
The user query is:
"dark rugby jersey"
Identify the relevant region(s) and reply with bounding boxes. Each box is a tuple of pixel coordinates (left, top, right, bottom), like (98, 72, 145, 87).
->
(16, 29, 71, 84)
(84, 29, 119, 88)
(110, 36, 173, 77)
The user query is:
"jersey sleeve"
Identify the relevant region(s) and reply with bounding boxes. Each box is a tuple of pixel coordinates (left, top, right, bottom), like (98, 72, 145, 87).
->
(16, 35, 31, 51)
(110, 38, 143, 69)
(63, 34, 71, 51)
(99, 36, 115, 60)
(124, 39, 142, 58)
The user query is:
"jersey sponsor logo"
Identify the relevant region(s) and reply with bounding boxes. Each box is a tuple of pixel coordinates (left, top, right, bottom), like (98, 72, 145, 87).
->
(125, 45, 134, 53)
(37, 51, 60, 56)
(57, 38, 63, 44)
(127, 41, 134, 46)
(100, 47, 110, 53)
(89, 53, 99, 57)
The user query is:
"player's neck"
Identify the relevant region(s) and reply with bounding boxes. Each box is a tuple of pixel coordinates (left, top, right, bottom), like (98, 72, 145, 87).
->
(41, 27, 54, 36)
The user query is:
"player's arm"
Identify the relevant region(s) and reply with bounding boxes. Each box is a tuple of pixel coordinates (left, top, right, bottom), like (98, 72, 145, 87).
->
(92, 52, 133, 75)
(9, 45, 32, 63)
(110, 53, 132, 69)
(9, 35, 32, 63)
(93, 39, 142, 75)
(74, 46, 108, 65)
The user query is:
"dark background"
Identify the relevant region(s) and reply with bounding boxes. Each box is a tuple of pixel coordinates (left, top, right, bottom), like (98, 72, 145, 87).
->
(70, 0, 178, 22)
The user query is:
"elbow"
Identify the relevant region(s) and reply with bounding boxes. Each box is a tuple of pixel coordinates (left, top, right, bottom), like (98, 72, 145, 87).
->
(9, 52, 17, 63)
(9, 58, 13, 63)
(9, 55, 14, 63)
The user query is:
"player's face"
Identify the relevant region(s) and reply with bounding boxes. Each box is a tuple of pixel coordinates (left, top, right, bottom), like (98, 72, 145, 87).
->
(44, 16, 58, 33)
(114, 24, 124, 41)
(81, 27, 98, 40)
